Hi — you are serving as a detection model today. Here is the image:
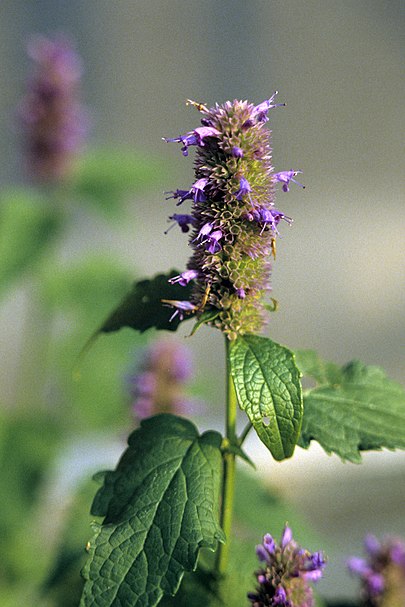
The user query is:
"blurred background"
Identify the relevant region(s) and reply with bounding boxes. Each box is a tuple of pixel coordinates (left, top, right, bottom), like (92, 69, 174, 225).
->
(0, 1, 404, 605)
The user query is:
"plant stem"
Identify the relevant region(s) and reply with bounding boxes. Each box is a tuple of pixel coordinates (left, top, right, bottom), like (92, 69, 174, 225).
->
(215, 338, 237, 576)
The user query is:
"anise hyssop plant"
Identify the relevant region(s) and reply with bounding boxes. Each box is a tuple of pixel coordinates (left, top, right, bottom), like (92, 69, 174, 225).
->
(78, 96, 405, 607)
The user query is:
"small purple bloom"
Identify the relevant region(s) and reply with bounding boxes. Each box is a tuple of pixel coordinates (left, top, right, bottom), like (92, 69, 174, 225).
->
(273, 587, 287, 605)
(163, 126, 220, 156)
(161, 299, 196, 322)
(165, 189, 193, 206)
(252, 92, 286, 123)
(206, 229, 223, 254)
(235, 175, 252, 200)
(168, 269, 198, 286)
(280, 525, 293, 548)
(263, 533, 276, 554)
(256, 544, 270, 562)
(390, 540, 405, 566)
(236, 288, 246, 299)
(367, 573, 385, 596)
(252, 207, 293, 235)
(231, 146, 244, 158)
(364, 534, 381, 557)
(190, 177, 209, 202)
(347, 557, 370, 576)
(164, 213, 195, 234)
(273, 170, 305, 192)
(193, 221, 214, 242)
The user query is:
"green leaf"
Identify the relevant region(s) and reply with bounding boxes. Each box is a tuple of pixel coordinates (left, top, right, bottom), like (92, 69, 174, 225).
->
(71, 148, 169, 216)
(80, 415, 224, 607)
(0, 188, 60, 295)
(299, 359, 405, 462)
(99, 270, 194, 334)
(229, 335, 303, 461)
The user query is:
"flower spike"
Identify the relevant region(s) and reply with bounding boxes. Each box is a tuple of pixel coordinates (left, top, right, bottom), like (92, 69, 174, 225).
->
(163, 96, 304, 338)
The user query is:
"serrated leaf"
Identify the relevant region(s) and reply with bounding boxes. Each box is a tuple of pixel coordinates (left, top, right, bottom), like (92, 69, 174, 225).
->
(99, 270, 193, 334)
(80, 415, 224, 607)
(0, 188, 60, 295)
(229, 335, 303, 461)
(299, 360, 405, 462)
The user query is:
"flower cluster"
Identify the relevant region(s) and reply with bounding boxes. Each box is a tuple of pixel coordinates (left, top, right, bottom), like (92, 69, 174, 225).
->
(127, 339, 198, 421)
(163, 96, 303, 339)
(248, 526, 326, 607)
(18, 34, 88, 181)
(347, 534, 405, 607)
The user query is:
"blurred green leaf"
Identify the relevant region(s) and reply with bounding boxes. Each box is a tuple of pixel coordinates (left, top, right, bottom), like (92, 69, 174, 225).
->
(298, 358, 405, 462)
(229, 335, 303, 461)
(0, 188, 60, 296)
(99, 270, 194, 334)
(42, 255, 132, 323)
(0, 410, 62, 583)
(71, 148, 168, 216)
(40, 255, 144, 430)
(81, 415, 224, 607)
(41, 480, 95, 607)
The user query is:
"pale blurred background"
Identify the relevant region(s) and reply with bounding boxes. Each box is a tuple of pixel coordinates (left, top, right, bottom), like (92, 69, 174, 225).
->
(0, 0, 404, 602)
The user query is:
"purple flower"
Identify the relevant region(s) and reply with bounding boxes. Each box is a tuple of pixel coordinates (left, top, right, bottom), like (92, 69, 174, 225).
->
(168, 269, 198, 286)
(165, 189, 193, 206)
(248, 525, 326, 607)
(280, 525, 293, 548)
(251, 92, 286, 123)
(348, 534, 405, 605)
(235, 175, 252, 200)
(163, 126, 220, 156)
(206, 229, 223, 254)
(164, 213, 195, 234)
(273, 587, 287, 605)
(273, 170, 305, 192)
(161, 299, 196, 322)
(190, 177, 209, 202)
(347, 557, 370, 576)
(193, 221, 214, 242)
(231, 146, 244, 158)
(18, 34, 88, 181)
(251, 207, 293, 235)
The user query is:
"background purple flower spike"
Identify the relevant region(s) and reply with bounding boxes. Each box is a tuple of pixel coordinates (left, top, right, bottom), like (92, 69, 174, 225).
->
(347, 534, 405, 606)
(18, 34, 88, 182)
(248, 525, 326, 606)
(127, 339, 202, 422)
